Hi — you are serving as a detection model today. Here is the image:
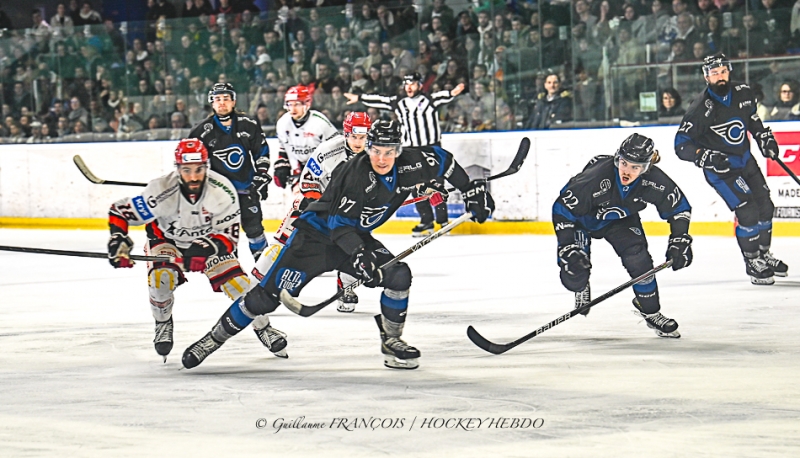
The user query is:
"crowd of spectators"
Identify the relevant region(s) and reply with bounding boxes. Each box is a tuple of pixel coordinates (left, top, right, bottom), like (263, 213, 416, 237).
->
(1, 0, 800, 144)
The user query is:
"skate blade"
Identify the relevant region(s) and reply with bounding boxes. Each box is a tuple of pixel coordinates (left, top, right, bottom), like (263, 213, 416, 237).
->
(655, 330, 681, 338)
(750, 276, 775, 285)
(337, 303, 356, 313)
(773, 271, 788, 277)
(272, 349, 289, 359)
(162, 355, 167, 364)
(383, 355, 419, 370)
(411, 231, 432, 238)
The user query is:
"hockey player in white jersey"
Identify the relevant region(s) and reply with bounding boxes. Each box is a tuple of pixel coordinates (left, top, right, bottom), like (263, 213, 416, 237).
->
(255, 111, 371, 313)
(273, 85, 339, 190)
(107, 139, 288, 361)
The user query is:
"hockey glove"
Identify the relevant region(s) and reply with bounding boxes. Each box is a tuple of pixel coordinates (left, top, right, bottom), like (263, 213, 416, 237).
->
(351, 247, 383, 287)
(694, 149, 731, 174)
(108, 233, 134, 268)
(755, 130, 779, 160)
(252, 156, 272, 200)
(666, 234, 693, 271)
(181, 237, 222, 272)
(558, 243, 591, 276)
(464, 179, 495, 223)
(273, 157, 291, 189)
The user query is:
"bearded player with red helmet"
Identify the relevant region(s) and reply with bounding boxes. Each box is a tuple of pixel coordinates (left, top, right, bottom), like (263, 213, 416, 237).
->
(107, 138, 288, 363)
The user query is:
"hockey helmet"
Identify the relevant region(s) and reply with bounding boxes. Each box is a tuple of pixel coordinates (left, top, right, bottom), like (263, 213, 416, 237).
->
(368, 120, 402, 147)
(343, 111, 371, 135)
(702, 52, 732, 77)
(207, 82, 236, 104)
(403, 72, 422, 85)
(614, 133, 656, 172)
(284, 85, 312, 106)
(174, 138, 209, 166)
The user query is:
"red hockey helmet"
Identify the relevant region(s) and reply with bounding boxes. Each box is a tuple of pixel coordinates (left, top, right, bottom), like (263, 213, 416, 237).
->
(343, 111, 371, 135)
(174, 138, 209, 165)
(284, 85, 312, 106)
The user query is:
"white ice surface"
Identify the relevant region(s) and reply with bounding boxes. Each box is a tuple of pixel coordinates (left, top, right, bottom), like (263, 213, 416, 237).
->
(1, 229, 799, 457)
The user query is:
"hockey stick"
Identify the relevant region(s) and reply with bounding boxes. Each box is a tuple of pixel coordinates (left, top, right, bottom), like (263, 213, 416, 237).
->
(281, 212, 473, 317)
(73, 155, 147, 187)
(0, 244, 175, 262)
(467, 260, 674, 355)
(773, 157, 800, 187)
(399, 136, 531, 207)
(280, 137, 531, 317)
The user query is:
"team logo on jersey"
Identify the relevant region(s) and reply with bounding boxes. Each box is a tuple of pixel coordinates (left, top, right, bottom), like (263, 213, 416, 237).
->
(710, 119, 746, 145)
(593, 179, 612, 197)
(306, 157, 323, 176)
(629, 227, 642, 236)
(276, 268, 306, 293)
(596, 206, 628, 220)
(360, 205, 390, 229)
(212, 145, 246, 172)
(734, 176, 751, 194)
(704, 99, 714, 117)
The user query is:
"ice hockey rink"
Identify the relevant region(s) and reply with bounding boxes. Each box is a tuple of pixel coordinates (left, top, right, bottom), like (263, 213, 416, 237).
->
(1, 228, 798, 457)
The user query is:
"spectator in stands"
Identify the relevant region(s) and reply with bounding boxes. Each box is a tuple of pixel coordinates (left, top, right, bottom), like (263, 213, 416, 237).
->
(704, 13, 724, 53)
(10, 82, 32, 117)
(31, 9, 52, 51)
(356, 39, 384, 73)
(456, 10, 479, 43)
(146, 114, 163, 131)
(181, 0, 214, 18)
(575, 0, 599, 32)
(659, 87, 686, 117)
(469, 105, 494, 131)
(57, 116, 71, 137)
(72, 119, 88, 134)
(390, 41, 415, 77)
(758, 0, 791, 49)
(75, 1, 102, 27)
(421, 0, 455, 34)
(376, 4, 401, 40)
(527, 71, 573, 129)
(573, 66, 600, 121)
(378, 62, 402, 96)
(351, 4, 381, 44)
(766, 81, 800, 120)
(740, 13, 776, 57)
(68, 97, 90, 127)
(637, 0, 669, 45)
(541, 20, 567, 69)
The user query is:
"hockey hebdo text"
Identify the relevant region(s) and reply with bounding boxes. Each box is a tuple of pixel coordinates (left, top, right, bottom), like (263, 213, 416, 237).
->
(255, 416, 545, 433)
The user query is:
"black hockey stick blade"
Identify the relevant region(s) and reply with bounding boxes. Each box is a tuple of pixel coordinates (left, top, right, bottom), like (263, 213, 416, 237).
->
(73, 155, 147, 187)
(0, 244, 174, 262)
(486, 137, 530, 182)
(281, 212, 474, 317)
(774, 156, 800, 187)
(467, 260, 673, 355)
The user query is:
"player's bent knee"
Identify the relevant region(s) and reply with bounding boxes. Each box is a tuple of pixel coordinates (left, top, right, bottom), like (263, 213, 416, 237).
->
(734, 202, 760, 228)
(621, 243, 653, 277)
(244, 285, 280, 315)
(205, 254, 249, 299)
(381, 262, 412, 291)
(148, 266, 181, 300)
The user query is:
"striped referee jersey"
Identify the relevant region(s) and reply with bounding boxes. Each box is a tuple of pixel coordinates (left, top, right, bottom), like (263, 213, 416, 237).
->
(359, 90, 456, 147)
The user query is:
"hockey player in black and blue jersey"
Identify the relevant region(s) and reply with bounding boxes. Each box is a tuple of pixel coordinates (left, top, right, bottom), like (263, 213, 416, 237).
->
(674, 53, 788, 285)
(180, 120, 495, 370)
(553, 133, 693, 338)
(188, 82, 272, 260)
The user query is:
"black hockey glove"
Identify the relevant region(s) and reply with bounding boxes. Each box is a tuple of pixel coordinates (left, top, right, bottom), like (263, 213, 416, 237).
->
(351, 247, 383, 287)
(252, 156, 272, 200)
(755, 130, 779, 160)
(464, 179, 495, 223)
(273, 157, 291, 189)
(108, 233, 134, 268)
(181, 237, 222, 272)
(558, 243, 591, 275)
(694, 149, 731, 174)
(666, 234, 693, 271)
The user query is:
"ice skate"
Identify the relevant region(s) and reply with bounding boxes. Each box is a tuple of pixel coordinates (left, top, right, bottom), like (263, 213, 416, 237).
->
(574, 283, 591, 317)
(411, 221, 434, 237)
(182, 332, 222, 369)
(762, 251, 788, 277)
(745, 256, 775, 285)
(253, 324, 288, 358)
(153, 317, 173, 363)
(375, 315, 420, 369)
(336, 274, 358, 313)
(632, 299, 680, 338)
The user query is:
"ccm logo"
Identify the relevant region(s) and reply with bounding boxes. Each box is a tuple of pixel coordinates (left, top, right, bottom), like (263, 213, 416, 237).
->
(766, 132, 800, 176)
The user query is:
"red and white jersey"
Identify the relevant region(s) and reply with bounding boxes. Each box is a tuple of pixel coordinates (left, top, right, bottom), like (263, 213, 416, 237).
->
(275, 110, 339, 168)
(297, 135, 358, 199)
(110, 169, 241, 249)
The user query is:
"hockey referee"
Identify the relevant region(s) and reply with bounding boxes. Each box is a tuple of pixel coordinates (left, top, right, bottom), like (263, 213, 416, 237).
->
(345, 73, 464, 236)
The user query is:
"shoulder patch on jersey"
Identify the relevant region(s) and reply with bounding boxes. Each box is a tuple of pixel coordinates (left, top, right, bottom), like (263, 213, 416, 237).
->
(306, 157, 323, 176)
(641, 179, 665, 192)
(311, 112, 333, 126)
(132, 195, 155, 220)
(208, 176, 237, 204)
(238, 116, 257, 125)
(147, 183, 179, 208)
